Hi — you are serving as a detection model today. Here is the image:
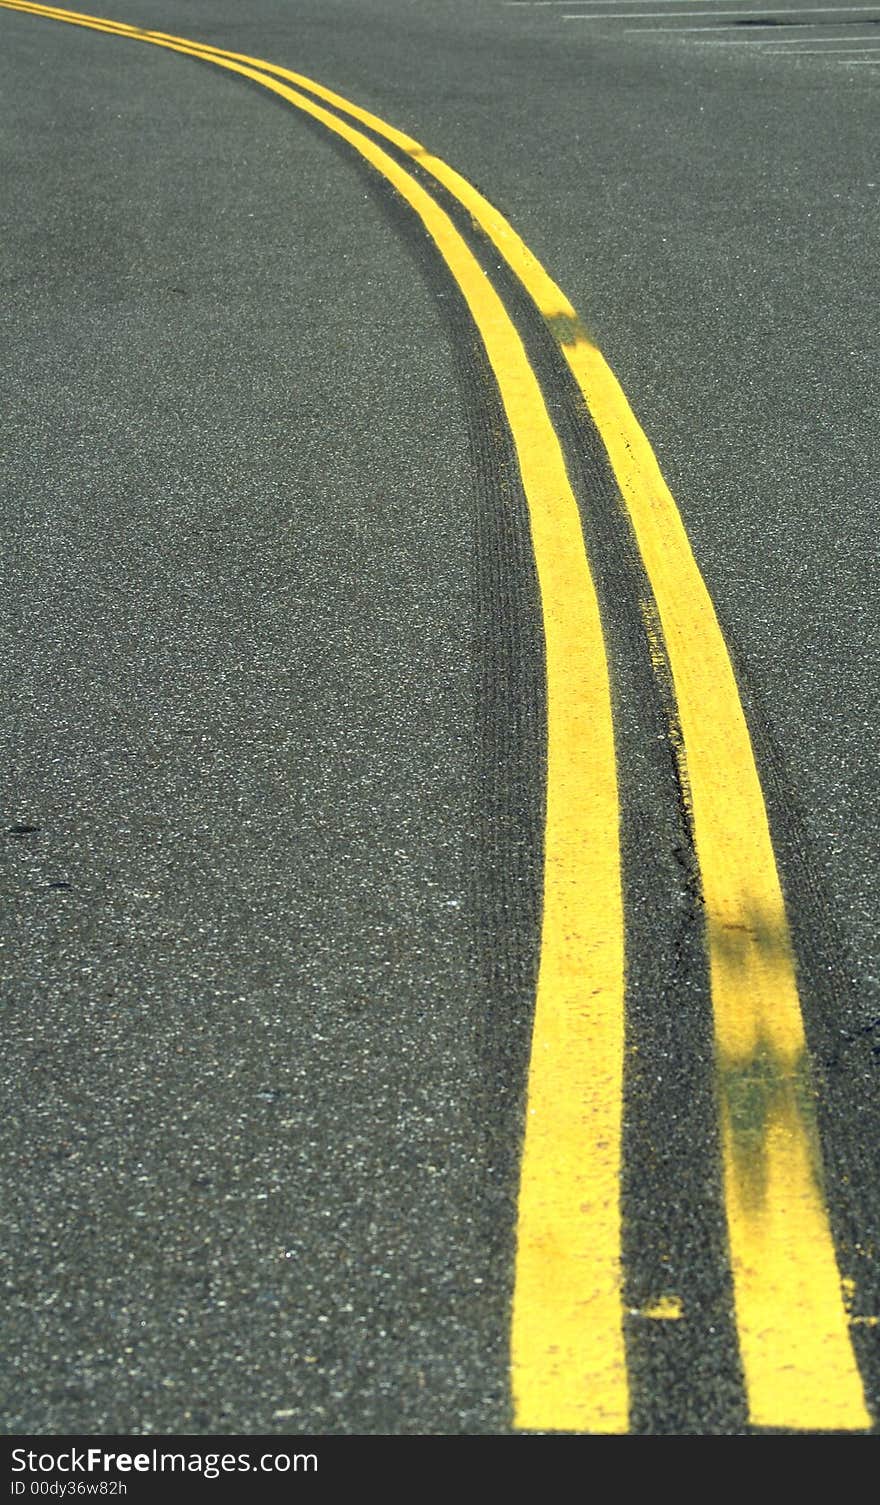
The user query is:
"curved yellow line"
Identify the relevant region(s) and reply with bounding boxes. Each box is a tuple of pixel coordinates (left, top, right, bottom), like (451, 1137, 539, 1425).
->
(0, 0, 629, 1432)
(4, 0, 870, 1431)
(182, 11, 871, 1431)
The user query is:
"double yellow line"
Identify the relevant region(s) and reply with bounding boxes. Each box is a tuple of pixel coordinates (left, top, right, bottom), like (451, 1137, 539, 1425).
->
(3, 0, 870, 1431)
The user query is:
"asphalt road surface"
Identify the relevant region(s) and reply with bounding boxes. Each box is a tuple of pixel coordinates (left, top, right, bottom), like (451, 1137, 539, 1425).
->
(1, 0, 878, 1437)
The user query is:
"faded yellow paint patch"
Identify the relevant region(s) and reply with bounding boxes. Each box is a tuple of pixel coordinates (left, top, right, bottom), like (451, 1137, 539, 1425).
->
(720, 1074, 866, 1429)
(843, 1276, 880, 1327)
(638, 597, 671, 681)
(639, 1295, 684, 1321)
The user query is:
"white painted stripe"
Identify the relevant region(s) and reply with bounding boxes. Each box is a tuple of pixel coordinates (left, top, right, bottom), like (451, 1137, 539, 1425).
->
(503, 0, 727, 6)
(626, 16, 876, 25)
(504, 0, 752, 6)
(688, 28, 880, 37)
(564, 5, 880, 16)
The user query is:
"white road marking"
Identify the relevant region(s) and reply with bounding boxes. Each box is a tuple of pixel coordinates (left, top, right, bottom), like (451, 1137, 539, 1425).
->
(626, 17, 878, 26)
(564, 6, 880, 19)
(688, 29, 880, 36)
(505, 0, 760, 6)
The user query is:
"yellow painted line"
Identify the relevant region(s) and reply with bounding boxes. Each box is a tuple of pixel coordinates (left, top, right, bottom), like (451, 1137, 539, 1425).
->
(24, 0, 867, 1430)
(0, 0, 629, 1433)
(186, 12, 873, 1427)
(165, 10, 871, 1432)
(543, 289, 872, 1435)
